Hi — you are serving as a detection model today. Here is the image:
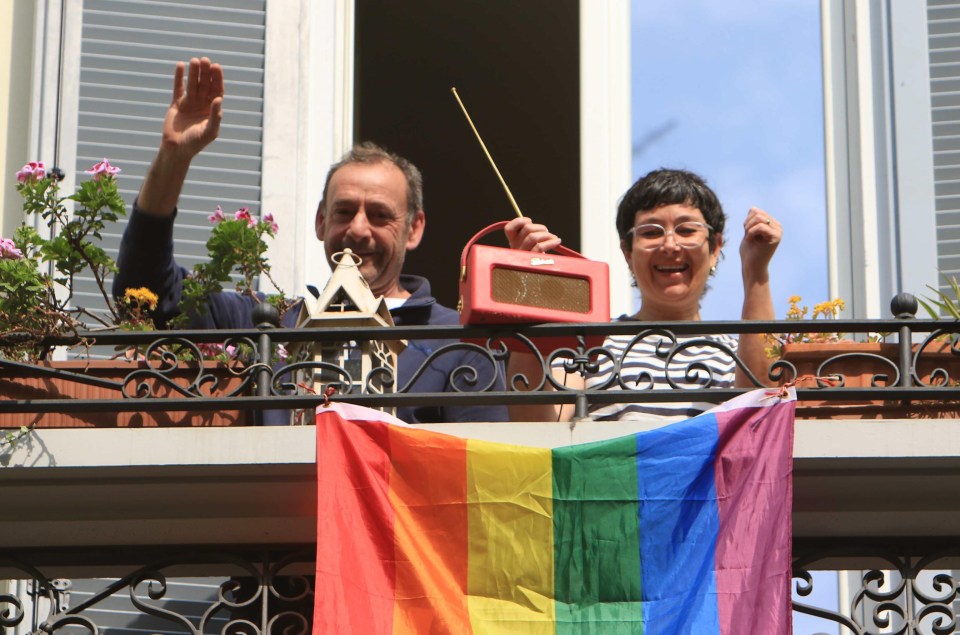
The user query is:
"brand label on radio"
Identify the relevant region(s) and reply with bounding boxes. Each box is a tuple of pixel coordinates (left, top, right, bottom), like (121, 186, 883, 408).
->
(529, 257, 555, 266)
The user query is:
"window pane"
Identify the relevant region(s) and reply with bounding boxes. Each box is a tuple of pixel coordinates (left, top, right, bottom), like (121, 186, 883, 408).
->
(630, 1, 827, 320)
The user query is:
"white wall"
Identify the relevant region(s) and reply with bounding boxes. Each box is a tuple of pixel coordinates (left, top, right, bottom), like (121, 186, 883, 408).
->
(580, 0, 634, 319)
(0, 1, 37, 239)
(260, 0, 353, 296)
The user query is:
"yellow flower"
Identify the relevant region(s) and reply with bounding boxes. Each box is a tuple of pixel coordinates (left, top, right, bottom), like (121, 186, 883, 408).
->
(767, 294, 849, 358)
(786, 295, 808, 320)
(812, 298, 844, 319)
(124, 287, 158, 311)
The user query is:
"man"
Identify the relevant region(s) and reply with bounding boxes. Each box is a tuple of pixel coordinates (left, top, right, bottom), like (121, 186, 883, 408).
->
(113, 57, 506, 423)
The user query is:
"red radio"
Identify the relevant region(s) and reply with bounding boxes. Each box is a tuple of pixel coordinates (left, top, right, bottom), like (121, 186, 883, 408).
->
(450, 88, 610, 350)
(458, 221, 610, 349)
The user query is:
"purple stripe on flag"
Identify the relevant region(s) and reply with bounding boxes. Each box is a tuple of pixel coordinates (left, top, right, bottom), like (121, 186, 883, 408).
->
(713, 396, 795, 635)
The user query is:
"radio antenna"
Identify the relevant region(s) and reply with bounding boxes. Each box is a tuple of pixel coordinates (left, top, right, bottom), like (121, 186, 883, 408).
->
(451, 87, 523, 218)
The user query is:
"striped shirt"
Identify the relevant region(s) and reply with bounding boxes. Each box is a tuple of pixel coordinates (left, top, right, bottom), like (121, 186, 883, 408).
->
(579, 332, 738, 420)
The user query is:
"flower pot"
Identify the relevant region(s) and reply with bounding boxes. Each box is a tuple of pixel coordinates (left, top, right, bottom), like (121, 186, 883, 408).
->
(778, 341, 960, 419)
(0, 359, 249, 428)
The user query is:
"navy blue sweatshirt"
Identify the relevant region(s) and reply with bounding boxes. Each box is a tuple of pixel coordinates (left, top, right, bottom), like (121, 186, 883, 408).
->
(112, 208, 508, 424)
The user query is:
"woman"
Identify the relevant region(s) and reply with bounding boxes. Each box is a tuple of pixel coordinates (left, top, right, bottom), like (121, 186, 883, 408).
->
(504, 168, 781, 421)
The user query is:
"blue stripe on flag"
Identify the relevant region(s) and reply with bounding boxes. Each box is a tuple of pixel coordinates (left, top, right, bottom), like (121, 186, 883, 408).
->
(636, 412, 722, 634)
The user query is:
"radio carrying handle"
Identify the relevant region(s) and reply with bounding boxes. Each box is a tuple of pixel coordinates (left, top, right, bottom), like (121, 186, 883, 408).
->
(459, 221, 588, 279)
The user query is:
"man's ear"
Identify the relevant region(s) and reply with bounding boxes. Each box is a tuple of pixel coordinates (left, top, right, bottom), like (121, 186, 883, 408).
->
(405, 210, 426, 251)
(315, 202, 325, 241)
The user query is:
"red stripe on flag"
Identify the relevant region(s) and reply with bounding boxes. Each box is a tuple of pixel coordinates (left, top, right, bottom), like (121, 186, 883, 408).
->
(315, 410, 397, 633)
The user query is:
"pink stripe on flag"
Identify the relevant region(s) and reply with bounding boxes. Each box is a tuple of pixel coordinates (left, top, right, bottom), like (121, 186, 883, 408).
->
(713, 390, 795, 635)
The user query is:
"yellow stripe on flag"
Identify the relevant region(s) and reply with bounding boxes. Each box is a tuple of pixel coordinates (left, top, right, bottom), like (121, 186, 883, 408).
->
(465, 439, 555, 633)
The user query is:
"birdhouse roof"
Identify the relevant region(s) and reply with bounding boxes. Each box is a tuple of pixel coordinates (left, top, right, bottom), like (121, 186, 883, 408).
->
(297, 249, 396, 328)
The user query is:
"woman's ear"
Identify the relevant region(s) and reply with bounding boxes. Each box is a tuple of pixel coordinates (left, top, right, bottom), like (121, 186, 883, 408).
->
(711, 233, 724, 268)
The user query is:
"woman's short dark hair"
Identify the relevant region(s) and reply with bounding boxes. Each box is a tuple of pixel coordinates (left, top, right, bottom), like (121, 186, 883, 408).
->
(615, 168, 726, 248)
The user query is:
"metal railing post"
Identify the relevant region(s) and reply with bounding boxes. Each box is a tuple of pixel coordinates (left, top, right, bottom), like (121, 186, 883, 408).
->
(252, 303, 281, 398)
(891, 293, 918, 388)
(574, 392, 589, 420)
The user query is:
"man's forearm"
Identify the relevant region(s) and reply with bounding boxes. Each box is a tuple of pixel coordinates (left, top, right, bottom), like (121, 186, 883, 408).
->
(136, 149, 193, 218)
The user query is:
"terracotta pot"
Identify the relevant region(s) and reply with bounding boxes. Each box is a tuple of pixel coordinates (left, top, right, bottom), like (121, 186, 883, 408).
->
(778, 341, 960, 419)
(0, 360, 249, 428)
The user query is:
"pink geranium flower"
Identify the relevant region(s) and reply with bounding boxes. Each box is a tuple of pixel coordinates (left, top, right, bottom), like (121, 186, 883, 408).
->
(198, 343, 239, 360)
(198, 343, 224, 358)
(85, 159, 121, 181)
(0, 237, 23, 260)
(15, 161, 46, 183)
(262, 212, 279, 234)
(208, 205, 226, 223)
(234, 207, 256, 228)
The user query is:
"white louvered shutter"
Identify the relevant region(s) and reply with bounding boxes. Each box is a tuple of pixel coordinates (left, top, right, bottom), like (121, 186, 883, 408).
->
(930, 0, 960, 291)
(71, 0, 266, 320)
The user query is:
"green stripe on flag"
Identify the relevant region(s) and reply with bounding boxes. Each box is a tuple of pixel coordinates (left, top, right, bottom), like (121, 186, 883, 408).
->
(552, 435, 645, 631)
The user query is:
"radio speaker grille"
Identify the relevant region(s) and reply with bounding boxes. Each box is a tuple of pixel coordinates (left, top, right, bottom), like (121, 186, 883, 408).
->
(491, 267, 591, 313)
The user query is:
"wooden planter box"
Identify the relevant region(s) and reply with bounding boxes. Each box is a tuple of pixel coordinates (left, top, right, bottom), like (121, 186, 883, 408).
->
(779, 341, 960, 419)
(0, 360, 249, 428)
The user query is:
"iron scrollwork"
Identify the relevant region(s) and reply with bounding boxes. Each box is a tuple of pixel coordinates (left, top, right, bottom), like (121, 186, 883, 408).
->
(792, 546, 960, 635)
(0, 550, 314, 635)
(912, 329, 960, 388)
(0, 556, 68, 634)
(121, 337, 259, 399)
(501, 328, 753, 393)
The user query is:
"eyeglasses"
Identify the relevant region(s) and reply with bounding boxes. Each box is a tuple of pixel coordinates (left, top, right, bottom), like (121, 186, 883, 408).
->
(626, 221, 712, 250)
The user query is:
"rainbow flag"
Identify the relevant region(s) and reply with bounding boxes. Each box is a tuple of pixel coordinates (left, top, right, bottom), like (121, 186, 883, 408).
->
(314, 389, 795, 634)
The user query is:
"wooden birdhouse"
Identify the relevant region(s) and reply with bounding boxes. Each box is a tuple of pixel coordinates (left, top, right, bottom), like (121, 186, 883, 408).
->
(292, 249, 405, 417)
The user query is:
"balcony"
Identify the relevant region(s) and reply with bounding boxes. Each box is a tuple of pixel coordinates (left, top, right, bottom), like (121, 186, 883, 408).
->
(2, 313, 960, 633)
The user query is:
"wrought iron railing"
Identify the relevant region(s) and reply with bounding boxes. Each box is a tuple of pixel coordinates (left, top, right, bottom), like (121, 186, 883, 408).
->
(0, 548, 314, 635)
(792, 540, 960, 634)
(2, 301, 960, 419)
(3, 545, 960, 635)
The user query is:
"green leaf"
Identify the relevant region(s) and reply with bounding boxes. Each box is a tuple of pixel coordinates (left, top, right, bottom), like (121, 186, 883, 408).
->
(921, 275, 960, 320)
